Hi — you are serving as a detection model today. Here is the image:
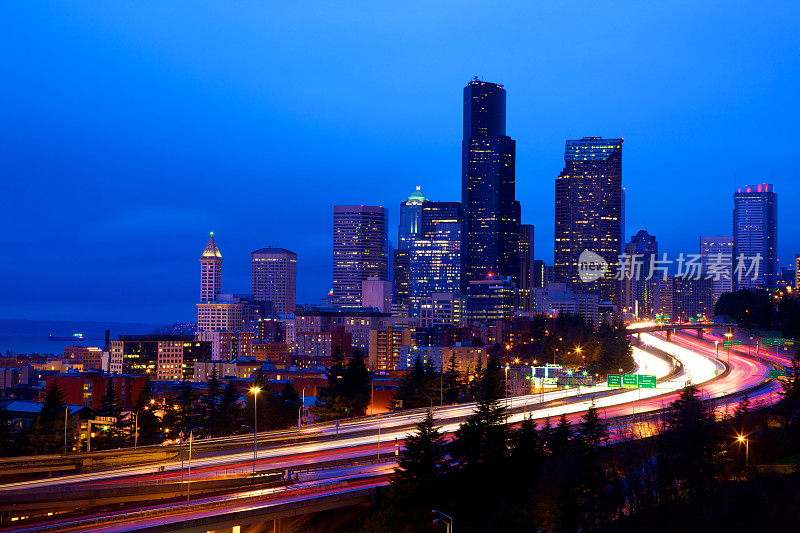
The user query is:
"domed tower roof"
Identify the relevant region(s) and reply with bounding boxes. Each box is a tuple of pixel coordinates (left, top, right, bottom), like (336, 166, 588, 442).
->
(405, 185, 428, 206)
(201, 232, 222, 259)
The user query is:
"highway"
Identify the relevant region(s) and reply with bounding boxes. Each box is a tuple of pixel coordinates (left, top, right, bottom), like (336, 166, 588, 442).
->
(0, 326, 789, 531)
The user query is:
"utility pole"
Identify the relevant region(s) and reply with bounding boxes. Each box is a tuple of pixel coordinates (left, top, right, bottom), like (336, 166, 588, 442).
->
(186, 431, 192, 506)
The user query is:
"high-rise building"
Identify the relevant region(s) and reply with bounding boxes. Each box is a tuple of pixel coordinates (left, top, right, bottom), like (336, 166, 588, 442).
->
(625, 230, 658, 317)
(251, 247, 297, 314)
(421, 201, 462, 240)
(333, 205, 388, 307)
(394, 188, 462, 307)
(795, 255, 800, 289)
(466, 277, 517, 324)
(398, 186, 427, 249)
(361, 276, 392, 313)
(554, 137, 623, 306)
(518, 225, 535, 311)
(409, 222, 461, 316)
(461, 78, 520, 293)
(700, 236, 733, 307)
(200, 232, 222, 303)
(733, 184, 778, 290)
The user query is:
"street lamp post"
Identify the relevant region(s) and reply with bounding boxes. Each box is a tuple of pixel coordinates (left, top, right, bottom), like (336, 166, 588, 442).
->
(737, 434, 749, 469)
(250, 386, 261, 475)
(432, 509, 453, 533)
(504, 365, 510, 407)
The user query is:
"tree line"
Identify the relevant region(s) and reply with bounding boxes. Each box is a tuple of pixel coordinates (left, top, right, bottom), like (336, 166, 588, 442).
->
(296, 347, 800, 532)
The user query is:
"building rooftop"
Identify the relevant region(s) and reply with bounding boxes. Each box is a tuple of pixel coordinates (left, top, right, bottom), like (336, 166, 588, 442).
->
(201, 232, 222, 259)
(252, 247, 297, 256)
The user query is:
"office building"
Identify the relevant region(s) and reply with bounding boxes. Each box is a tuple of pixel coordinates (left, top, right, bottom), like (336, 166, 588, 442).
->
(466, 276, 516, 324)
(251, 247, 297, 314)
(420, 293, 464, 327)
(362, 276, 393, 313)
(409, 222, 461, 316)
(620, 230, 658, 317)
(796, 255, 800, 289)
(333, 205, 389, 307)
(519, 224, 535, 311)
(733, 184, 778, 290)
(368, 326, 413, 371)
(200, 232, 222, 303)
(532, 282, 599, 327)
(554, 137, 623, 306)
(461, 78, 520, 293)
(700, 236, 733, 307)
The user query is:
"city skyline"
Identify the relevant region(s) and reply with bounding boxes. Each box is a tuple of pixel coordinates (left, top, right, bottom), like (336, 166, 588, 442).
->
(3, 2, 799, 323)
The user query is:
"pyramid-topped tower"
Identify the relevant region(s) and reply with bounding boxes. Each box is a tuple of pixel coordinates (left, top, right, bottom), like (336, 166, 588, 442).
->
(200, 232, 222, 302)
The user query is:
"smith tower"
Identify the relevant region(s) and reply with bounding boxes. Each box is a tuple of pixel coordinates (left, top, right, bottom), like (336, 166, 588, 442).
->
(199, 232, 222, 303)
(554, 137, 623, 306)
(460, 78, 520, 293)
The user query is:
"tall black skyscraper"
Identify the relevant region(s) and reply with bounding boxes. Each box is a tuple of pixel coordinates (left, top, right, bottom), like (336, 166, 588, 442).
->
(460, 78, 520, 293)
(554, 137, 623, 306)
(733, 183, 778, 290)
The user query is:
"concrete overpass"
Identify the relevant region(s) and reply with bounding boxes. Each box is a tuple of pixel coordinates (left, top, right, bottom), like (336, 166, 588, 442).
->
(627, 322, 735, 341)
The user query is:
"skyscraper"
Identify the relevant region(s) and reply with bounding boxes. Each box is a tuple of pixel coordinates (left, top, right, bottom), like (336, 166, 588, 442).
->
(333, 205, 388, 307)
(629, 230, 658, 316)
(394, 187, 428, 308)
(700, 236, 733, 307)
(409, 222, 461, 316)
(461, 78, 520, 293)
(251, 247, 297, 314)
(200, 232, 222, 303)
(518, 224, 535, 311)
(733, 184, 777, 290)
(554, 137, 623, 306)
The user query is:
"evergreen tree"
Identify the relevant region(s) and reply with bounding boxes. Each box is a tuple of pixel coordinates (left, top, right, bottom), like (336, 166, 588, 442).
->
(201, 368, 223, 436)
(174, 379, 196, 435)
(344, 349, 371, 416)
(386, 411, 448, 530)
(219, 381, 242, 435)
(442, 353, 462, 404)
(550, 413, 573, 456)
(132, 379, 160, 445)
(658, 385, 716, 499)
(311, 347, 350, 421)
(25, 382, 74, 455)
(578, 404, 608, 449)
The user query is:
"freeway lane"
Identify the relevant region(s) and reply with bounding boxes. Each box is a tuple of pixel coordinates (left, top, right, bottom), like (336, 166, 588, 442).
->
(0, 331, 781, 532)
(0, 345, 676, 493)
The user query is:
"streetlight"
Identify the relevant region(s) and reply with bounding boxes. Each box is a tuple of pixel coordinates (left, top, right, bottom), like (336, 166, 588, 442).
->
(504, 365, 510, 407)
(432, 509, 453, 533)
(249, 386, 261, 474)
(737, 434, 749, 469)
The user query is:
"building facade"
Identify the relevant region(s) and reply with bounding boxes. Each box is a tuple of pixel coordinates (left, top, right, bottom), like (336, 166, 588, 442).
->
(333, 205, 389, 307)
(466, 277, 516, 324)
(251, 247, 297, 314)
(700, 236, 734, 308)
(518, 224, 535, 312)
(200, 233, 222, 303)
(409, 222, 461, 317)
(733, 184, 778, 290)
(554, 137, 623, 306)
(461, 78, 520, 293)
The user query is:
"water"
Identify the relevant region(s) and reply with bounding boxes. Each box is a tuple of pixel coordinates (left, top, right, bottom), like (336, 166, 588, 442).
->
(0, 319, 159, 356)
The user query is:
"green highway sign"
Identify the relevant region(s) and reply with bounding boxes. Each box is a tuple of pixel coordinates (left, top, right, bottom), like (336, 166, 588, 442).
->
(638, 374, 657, 389)
(770, 369, 787, 378)
(622, 374, 638, 388)
(607, 374, 622, 388)
(722, 340, 742, 348)
(762, 338, 794, 346)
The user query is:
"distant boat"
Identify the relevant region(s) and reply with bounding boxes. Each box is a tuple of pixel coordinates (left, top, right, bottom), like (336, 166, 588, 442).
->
(49, 332, 85, 342)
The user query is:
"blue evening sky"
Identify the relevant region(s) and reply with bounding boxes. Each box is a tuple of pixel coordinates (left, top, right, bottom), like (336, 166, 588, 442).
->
(2, 2, 798, 323)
